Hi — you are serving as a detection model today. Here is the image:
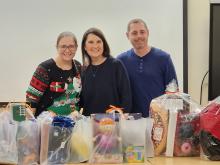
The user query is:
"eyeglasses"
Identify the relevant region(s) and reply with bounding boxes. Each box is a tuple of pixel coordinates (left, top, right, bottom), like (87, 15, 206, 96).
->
(58, 45, 76, 51)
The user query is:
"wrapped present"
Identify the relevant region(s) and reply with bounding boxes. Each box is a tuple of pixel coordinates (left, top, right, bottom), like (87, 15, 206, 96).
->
(89, 113, 123, 163)
(150, 80, 201, 157)
(200, 96, 220, 161)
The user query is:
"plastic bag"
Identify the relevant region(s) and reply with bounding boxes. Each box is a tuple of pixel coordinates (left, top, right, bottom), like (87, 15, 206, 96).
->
(12, 103, 40, 165)
(0, 110, 18, 164)
(17, 120, 40, 165)
(40, 116, 74, 165)
(121, 113, 146, 163)
(89, 113, 123, 163)
(200, 96, 220, 161)
(69, 116, 92, 163)
(150, 81, 201, 157)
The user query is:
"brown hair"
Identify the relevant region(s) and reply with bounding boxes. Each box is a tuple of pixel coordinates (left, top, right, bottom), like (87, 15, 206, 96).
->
(127, 18, 148, 32)
(56, 31, 78, 48)
(81, 27, 111, 66)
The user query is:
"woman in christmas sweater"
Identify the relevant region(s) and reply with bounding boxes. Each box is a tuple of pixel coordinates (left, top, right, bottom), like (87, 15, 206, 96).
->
(81, 28, 132, 116)
(26, 31, 81, 117)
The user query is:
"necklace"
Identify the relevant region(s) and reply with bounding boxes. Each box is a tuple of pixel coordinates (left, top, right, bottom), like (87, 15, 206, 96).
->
(90, 57, 107, 78)
(91, 66, 99, 78)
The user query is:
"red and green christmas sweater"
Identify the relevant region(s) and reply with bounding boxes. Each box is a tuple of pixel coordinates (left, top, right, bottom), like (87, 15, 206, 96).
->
(26, 58, 81, 116)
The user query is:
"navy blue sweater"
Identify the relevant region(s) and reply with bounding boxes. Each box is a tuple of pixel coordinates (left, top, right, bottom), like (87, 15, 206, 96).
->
(81, 57, 132, 116)
(117, 47, 178, 117)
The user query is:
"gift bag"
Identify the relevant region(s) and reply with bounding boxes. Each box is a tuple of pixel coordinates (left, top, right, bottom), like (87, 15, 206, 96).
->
(17, 120, 40, 165)
(40, 116, 74, 165)
(121, 113, 147, 163)
(13, 103, 40, 165)
(89, 113, 123, 163)
(69, 115, 92, 163)
(200, 96, 220, 161)
(150, 80, 201, 157)
(0, 110, 18, 164)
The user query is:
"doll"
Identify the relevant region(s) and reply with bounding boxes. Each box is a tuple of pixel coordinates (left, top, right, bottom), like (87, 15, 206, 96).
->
(90, 115, 122, 163)
(95, 117, 118, 150)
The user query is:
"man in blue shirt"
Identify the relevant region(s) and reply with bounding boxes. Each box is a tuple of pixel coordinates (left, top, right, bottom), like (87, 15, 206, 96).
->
(117, 18, 178, 117)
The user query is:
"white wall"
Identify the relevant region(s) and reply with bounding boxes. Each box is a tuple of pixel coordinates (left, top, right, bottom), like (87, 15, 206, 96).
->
(188, 0, 210, 105)
(0, 0, 183, 101)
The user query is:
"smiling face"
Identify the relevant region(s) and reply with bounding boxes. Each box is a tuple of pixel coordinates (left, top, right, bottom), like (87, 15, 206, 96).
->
(57, 36, 77, 62)
(84, 33, 104, 61)
(127, 22, 149, 51)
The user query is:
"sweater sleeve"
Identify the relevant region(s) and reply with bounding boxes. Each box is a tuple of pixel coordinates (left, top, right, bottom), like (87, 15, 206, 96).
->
(115, 60, 132, 113)
(26, 64, 50, 108)
(164, 55, 178, 88)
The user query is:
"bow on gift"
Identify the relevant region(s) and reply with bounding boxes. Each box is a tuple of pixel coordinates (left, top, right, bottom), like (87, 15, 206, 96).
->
(105, 105, 123, 114)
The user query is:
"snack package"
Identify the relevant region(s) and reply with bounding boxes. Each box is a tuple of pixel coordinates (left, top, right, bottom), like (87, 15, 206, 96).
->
(150, 80, 201, 157)
(200, 96, 220, 161)
(89, 113, 123, 163)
